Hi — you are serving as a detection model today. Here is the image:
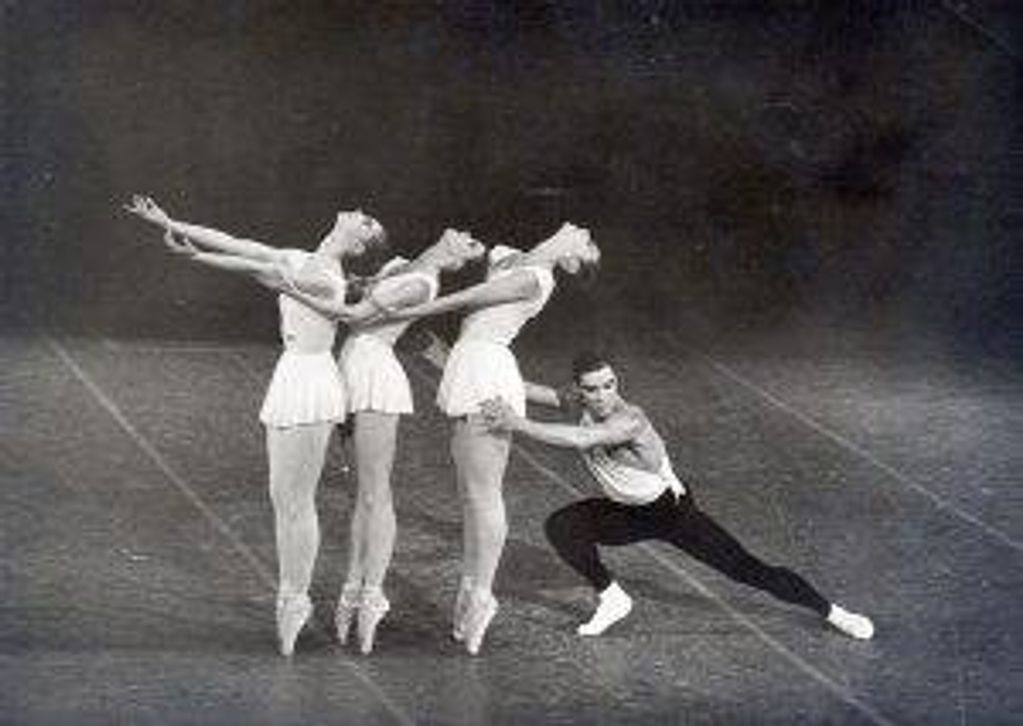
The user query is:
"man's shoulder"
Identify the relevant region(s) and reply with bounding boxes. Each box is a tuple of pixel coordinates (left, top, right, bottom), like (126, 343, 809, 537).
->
(605, 402, 650, 434)
(617, 401, 648, 421)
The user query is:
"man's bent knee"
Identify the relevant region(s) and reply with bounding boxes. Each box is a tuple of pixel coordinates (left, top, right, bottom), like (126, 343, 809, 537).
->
(545, 506, 581, 547)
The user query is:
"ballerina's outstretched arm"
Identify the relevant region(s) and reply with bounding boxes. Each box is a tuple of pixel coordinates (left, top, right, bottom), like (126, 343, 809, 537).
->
(156, 228, 341, 303)
(125, 195, 286, 262)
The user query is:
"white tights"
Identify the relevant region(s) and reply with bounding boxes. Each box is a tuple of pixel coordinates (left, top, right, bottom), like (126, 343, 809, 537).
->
(451, 417, 511, 596)
(343, 411, 399, 592)
(266, 423, 332, 599)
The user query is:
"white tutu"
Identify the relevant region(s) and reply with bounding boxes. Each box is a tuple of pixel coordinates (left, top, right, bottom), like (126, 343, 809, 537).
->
(259, 350, 347, 428)
(339, 334, 413, 414)
(436, 338, 526, 417)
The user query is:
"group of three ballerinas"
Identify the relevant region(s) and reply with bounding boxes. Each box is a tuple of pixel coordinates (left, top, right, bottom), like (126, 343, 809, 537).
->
(126, 196, 600, 657)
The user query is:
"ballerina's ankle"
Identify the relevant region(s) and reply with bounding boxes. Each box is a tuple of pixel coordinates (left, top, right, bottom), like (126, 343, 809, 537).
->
(357, 586, 391, 655)
(334, 583, 362, 644)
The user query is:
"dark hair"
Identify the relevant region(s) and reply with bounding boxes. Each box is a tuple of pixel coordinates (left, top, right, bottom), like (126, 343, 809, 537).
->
(345, 254, 412, 303)
(345, 225, 392, 279)
(554, 255, 600, 290)
(344, 275, 371, 304)
(571, 351, 612, 382)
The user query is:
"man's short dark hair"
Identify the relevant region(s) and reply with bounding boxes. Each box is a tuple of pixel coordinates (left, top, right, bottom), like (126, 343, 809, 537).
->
(572, 351, 612, 382)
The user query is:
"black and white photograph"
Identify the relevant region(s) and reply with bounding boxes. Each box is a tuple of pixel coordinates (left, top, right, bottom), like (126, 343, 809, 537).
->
(2, 1, 1020, 723)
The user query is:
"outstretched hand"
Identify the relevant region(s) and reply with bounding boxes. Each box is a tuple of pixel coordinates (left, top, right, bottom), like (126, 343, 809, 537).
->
(480, 397, 518, 432)
(124, 195, 172, 227)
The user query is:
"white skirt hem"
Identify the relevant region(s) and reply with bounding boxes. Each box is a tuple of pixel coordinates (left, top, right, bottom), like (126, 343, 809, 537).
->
(259, 350, 347, 428)
(436, 339, 526, 417)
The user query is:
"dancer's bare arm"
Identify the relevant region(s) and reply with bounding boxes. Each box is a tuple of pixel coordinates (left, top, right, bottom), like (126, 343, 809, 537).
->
(523, 382, 563, 408)
(125, 195, 283, 262)
(357, 276, 434, 323)
(190, 251, 282, 278)
(384, 269, 541, 323)
(481, 397, 641, 450)
(273, 271, 433, 325)
(157, 229, 334, 299)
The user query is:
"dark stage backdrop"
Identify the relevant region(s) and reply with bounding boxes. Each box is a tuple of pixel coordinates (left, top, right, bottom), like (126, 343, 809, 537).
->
(4, 1, 1019, 358)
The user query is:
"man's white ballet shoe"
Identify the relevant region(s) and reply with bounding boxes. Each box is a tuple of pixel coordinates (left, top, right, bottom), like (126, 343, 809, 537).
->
(827, 604, 875, 640)
(577, 582, 632, 637)
(277, 593, 313, 657)
(357, 587, 391, 655)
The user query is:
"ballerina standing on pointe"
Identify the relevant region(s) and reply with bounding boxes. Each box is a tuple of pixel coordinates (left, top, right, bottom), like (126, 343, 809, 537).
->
(376, 222, 600, 654)
(125, 195, 387, 656)
(275, 227, 486, 653)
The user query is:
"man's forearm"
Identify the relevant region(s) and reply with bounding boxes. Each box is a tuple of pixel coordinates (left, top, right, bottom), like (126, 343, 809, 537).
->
(511, 417, 600, 449)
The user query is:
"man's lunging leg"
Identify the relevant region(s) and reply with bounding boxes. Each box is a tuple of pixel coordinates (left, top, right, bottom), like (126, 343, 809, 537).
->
(544, 498, 651, 636)
(662, 494, 873, 639)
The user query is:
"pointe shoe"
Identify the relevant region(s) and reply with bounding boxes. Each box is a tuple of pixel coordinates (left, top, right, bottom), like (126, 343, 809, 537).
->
(358, 587, 391, 655)
(334, 583, 362, 645)
(452, 577, 474, 642)
(463, 591, 498, 656)
(276, 593, 312, 657)
(577, 582, 632, 637)
(827, 604, 875, 640)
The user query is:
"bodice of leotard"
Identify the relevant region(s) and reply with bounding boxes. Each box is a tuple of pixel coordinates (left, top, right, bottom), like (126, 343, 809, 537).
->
(277, 249, 343, 353)
(458, 264, 555, 347)
(353, 259, 439, 347)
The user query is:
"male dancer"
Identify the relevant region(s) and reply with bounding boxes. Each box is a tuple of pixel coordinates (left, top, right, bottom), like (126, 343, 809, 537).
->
(479, 351, 874, 639)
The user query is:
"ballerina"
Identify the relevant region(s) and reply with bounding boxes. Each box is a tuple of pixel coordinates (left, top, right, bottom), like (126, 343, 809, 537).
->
(378, 222, 600, 654)
(124, 195, 387, 656)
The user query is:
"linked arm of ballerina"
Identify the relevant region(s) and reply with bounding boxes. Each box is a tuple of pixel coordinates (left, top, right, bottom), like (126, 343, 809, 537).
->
(271, 271, 433, 326)
(259, 225, 533, 326)
(379, 269, 543, 323)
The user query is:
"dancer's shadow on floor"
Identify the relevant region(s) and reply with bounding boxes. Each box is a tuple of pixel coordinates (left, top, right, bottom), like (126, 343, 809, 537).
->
(395, 508, 584, 630)
(379, 507, 804, 649)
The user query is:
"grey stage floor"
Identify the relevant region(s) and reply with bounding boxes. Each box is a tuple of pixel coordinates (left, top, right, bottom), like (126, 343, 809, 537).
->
(2, 322, 1020, 725)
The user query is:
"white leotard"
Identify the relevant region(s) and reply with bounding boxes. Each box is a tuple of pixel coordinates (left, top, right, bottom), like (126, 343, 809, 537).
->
(260, 249, 347, 427)
(339, 259, 440, 415)
(277, 249, 345, 353)
(436, 252, 556, 417)
(355, 261, 439, 346)
(458, 264, 555, 346)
